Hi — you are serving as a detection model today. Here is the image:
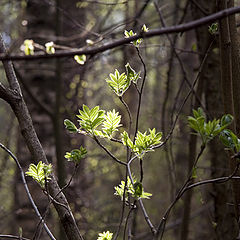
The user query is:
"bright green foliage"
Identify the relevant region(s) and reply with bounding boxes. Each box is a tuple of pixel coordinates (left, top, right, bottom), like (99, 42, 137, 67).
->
(188, 108, 233, 145)
(114, 176, 152, 200)
(121, 131, 134, 149)
(65, 146, 87, 164)
(142, 24, 149, 33)
(208, 23, 218, 35)
(106, 69, 129, 96)
(122, 128, 162, 158)
(125, 63, 141, 84)
(74, 54, 86, 65)
(102, 109, 122, 138)
(45, 41, 55, 54)
(97, 231, 113, 240)
(124, 29, 142, 47)
(64, 119, 78, 133)
(26, 161, 52, 189)
(22, 39, 34, 55)
(220, 129, 240, 152)
(77, 105, 105, 135)
(106, 64, 140, 96)
(65, 105, 122, 139)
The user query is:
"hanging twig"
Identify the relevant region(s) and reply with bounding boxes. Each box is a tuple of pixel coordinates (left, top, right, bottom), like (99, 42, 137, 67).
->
(0, 143, 56, 240)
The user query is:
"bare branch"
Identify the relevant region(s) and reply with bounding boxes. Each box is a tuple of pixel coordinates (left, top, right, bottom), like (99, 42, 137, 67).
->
(0, 6, 240, 61)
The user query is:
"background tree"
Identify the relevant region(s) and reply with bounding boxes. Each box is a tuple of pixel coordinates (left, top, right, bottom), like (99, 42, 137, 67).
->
(0, 1, 240, 240)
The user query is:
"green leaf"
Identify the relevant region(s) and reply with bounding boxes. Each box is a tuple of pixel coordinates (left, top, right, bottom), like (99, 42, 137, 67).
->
(65, 146, 87, 164)
(45, 41, 55, 54)
(188, 108, 231, 144)
(121, 131, 134, 149)
(114, 176, 151, 200)
(133, 182, 143, 198)
(64, 119, 78, 133)
(125, 63, 141, 84)
(74, 54, 86, 65)
(21, 39, 34, 55)
(124, 29, 142, 47)
(102, 109, 122, 138)
(97, 231, 113, 240)
(208, 23, 218, 35)
(106, 69, 130, 96)
(26, 161, 52, 188)
(77, 105, 105, 135)
(219, 129, 240, 152)
(142, 24, 149, 33)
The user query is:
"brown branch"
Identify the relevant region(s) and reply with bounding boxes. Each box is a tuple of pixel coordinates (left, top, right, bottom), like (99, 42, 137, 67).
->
(0, 34, 83, 240)
(0, 143, 56, 240)
(0, 6, 240, 61)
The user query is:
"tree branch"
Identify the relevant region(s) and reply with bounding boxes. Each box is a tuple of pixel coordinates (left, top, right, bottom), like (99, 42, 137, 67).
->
(0, 6, 240, 61)
(0, 142, 56, 240)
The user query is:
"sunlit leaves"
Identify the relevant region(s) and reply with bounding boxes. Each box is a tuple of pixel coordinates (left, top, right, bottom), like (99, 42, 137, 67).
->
(106, 64, 140, 96)
(65, 105, 122, 139)
(124, 29, 142, 47)
(65, 146, 87, 164)
(125, 63, 141, 84)
(114, 176, 152, 201)
(77, 105, 105, 134)
(64, 119, 78, 133)
(26, 161, 52, 189)
(102, 109, 122, 138)
(97, 231, 113, 240)
(106, 69, 129, 97)
(74, 54, 86, 65)
(219, 129, 240, 153)
(188, 108, 233, 145)
(122, 128, 162, 158)
(45, 41, 55, 54)
(21, 39, 34, 55)
(142, 24, 149, 33)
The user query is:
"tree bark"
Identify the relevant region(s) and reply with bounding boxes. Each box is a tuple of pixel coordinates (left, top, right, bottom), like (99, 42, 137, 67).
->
(0, 34, 83, 240)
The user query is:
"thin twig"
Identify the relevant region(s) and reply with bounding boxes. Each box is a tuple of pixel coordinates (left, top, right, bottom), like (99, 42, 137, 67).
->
(154, 2, 207, 113)
(156, 145, 206, 239)
(34, 164, 80, 237)
(94, 136, 127, 166)
(127, 155, 157, 235)
(0, 143, 56, 240)
(0, 235, 30, 240)
(153, 38, 214, 150)
(134, 47, 147, 140)
(119, 96, 132, 131)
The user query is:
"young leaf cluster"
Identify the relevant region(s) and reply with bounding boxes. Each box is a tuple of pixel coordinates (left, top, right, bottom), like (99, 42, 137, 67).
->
(220, 129, 240, 153)
(26, 161, 52, 189)
(124, 29, 142, 47)
(45, 42, 55, 54)
(77, 105, 105, 134)
(114, 176, 152, 201)
(102, 109, 122, 138)
(121, 128, 162, 158)
(97, 231, 113, 240)
(106, 63, 140, 97)
(22, 39, 34, 55)
(188, 108, 233, 145)
(74, 54, 86, 65)
(65, 105, 122, 139)
(65, 146, 87, 164)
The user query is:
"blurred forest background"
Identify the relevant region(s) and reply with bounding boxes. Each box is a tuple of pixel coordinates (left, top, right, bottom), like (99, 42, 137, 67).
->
(1, 0, 240, 240)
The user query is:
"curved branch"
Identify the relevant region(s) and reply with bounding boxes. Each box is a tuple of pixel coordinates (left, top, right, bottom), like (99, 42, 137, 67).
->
(0, 6, 240, 61)
(0, 143, 56, 240)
